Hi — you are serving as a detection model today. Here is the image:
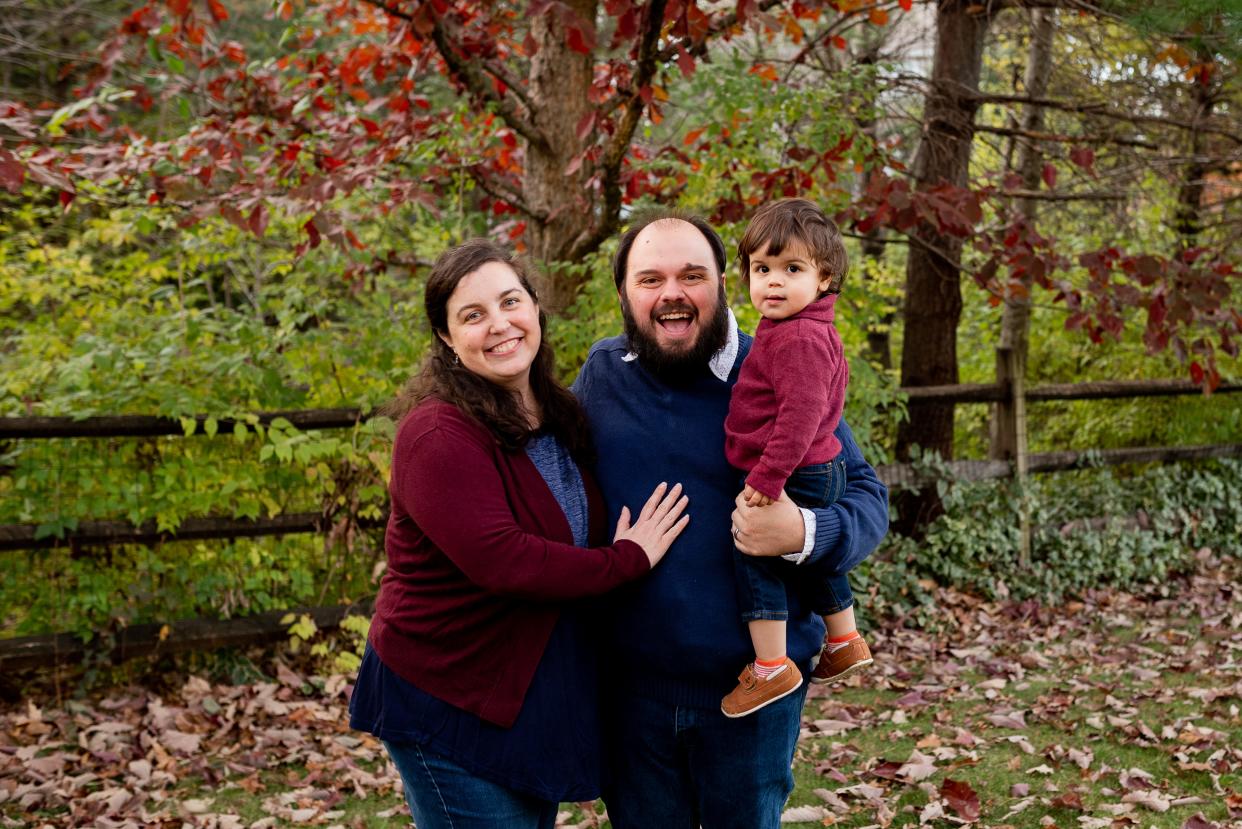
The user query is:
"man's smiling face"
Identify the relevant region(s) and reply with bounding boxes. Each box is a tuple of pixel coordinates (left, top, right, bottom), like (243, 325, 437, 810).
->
(620, 218, 728, 377)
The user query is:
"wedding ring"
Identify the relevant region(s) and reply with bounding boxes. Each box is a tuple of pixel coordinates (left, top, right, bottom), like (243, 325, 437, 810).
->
(731, 526, 740, 539)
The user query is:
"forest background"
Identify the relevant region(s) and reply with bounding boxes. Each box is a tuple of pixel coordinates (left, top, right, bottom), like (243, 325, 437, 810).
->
(2, 2, 1242, 828)
(0, 0, 1240, 680)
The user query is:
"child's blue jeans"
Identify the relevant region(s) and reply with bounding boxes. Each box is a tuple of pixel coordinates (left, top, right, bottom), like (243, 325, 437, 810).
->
(733, 456, 854, 622)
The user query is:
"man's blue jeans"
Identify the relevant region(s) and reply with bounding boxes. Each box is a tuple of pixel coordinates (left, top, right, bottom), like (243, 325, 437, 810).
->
(601, 683, 810, 829)
(384, 740, 557, 829)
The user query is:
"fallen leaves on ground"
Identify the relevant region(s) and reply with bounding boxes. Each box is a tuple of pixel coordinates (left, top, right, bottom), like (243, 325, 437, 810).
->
(784, 547, 1241, 828)
(3, 551, 1239, 828)
(0, 665, 400, 827)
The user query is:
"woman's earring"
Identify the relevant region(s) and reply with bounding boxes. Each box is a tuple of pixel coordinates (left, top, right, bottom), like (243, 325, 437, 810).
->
(453, 351, 459, 365)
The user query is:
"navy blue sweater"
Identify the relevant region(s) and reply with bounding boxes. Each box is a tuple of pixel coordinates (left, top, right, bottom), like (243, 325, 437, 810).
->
(573, 330, 889, 708)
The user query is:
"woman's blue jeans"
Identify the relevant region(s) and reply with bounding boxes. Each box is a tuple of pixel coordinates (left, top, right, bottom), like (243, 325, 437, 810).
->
(733, 457, 854, 620)
(383, 740, 557, 829)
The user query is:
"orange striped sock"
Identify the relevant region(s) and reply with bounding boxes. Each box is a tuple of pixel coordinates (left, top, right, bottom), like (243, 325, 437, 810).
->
(754, 656, 788, 680)
(824, 631, 860, 653)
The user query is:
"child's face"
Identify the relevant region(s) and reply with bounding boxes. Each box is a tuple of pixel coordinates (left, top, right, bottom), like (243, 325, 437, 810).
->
(747, 239, 832, 320)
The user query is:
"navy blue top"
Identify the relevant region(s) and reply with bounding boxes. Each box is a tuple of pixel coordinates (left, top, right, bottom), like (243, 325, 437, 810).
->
(572, 331, 890, 709)
(349, 431, 602, 801)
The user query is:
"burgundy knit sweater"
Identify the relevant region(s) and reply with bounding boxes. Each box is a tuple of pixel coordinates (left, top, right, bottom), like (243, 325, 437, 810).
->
(368, 399, 650, 728)
(724, 294, 848, 501)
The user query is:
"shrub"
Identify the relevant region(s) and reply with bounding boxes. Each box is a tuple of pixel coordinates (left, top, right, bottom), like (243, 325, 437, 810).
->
(857, 459, 1242, 628)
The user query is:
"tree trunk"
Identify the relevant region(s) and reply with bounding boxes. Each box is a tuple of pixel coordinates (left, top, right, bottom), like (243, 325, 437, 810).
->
(893, 0, 991, 535)
(523, 0, 597, 311)
(990, 8, 1055, 460)
(1173, 48, 1216, 248)
(861, 233, 892, 370)
(854, 41, 893, 371)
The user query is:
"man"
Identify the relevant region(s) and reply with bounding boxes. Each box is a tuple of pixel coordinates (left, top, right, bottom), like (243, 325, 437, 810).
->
(573, 209, 889, 829)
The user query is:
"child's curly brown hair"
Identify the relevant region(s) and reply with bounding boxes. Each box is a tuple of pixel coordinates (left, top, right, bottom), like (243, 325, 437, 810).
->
(738, 198, 848, 295)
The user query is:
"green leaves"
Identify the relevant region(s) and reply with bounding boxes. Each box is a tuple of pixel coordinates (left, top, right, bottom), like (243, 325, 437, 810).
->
(882, 459, 1242, 607)
(636, 52, 877, 225)
(45, 86, 136, 136)
(0, 203, 418, 640)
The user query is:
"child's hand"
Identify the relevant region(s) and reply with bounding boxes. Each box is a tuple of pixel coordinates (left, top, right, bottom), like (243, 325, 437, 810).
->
(742, 484, 774, 508)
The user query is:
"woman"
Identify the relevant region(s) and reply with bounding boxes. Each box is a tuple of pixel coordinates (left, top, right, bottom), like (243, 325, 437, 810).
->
(350, 239, 689, 828)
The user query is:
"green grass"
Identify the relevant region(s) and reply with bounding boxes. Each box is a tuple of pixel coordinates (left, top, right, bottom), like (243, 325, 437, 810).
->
(784, 676, 1239, 828)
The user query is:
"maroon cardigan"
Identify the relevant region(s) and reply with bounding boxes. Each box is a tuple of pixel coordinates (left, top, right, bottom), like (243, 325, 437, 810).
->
(368, 399, 650, 728)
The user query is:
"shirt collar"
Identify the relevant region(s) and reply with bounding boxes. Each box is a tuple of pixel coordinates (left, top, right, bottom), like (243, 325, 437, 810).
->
(710, 308, 740, 382)
(622, 308, 739, 383)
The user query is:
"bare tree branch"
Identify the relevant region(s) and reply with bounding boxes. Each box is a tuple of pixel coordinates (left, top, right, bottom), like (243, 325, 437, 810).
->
(997, 188, 1128, 201)
(567, 0, 668, 260)
(0, 0, 111, 103)
(360, 0, 549, 152)
(972, 92, 1242, 144)
(973, 123, 1160, 150)
(981, 0, 1124, 18)
(482, 57, 534, 113)
(842, 230, 909, 245)
(466, 166, 546, 221)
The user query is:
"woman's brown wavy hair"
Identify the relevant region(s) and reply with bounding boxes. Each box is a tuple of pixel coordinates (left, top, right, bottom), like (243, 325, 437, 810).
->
(383, 239, 592, 460)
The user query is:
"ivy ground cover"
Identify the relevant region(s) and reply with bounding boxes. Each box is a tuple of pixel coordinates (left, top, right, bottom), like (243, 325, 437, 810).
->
(1, 549, 1238, 829)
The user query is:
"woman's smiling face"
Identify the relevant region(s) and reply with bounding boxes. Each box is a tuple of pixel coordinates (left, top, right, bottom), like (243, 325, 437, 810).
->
(439, 260, 542, 395)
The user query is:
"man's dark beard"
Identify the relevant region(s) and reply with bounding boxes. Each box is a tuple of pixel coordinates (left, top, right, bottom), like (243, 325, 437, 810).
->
(621, 289, 730, 383)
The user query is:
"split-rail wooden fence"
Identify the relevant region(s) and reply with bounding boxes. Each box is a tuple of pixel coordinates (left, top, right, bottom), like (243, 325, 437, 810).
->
(2, 368, 1239, 674)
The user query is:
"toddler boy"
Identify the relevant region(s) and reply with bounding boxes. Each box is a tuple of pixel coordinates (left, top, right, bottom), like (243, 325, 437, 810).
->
(721, 198, 873, 718)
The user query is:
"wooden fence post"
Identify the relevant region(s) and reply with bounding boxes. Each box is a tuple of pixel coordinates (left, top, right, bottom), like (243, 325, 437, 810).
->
(991, 348, 1017, 460)
(1009, 347, 1033, 568)
(992, 347, 1032, 567)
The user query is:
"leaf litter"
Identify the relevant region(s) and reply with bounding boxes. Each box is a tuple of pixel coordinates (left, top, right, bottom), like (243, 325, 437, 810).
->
(784, 548, 1241, 827)
(1, 552, 1238, 828)
(1, 663, 402, 827)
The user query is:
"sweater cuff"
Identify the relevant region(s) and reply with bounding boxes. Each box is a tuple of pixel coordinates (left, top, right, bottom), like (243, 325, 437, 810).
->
(807, 507, 844, 567)
(781, 508, 817, 564)
(745, 466, 787, 503)
(613, 538, 654, 574)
